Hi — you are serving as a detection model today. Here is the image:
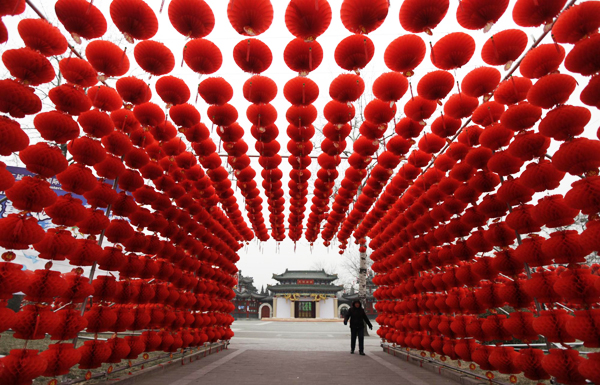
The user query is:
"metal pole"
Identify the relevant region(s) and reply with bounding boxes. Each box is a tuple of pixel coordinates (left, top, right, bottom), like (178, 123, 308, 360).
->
(359, 244, 369, 336)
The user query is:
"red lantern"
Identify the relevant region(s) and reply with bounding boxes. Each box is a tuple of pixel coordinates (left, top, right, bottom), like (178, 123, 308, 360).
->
(431, 32, 475, 70)
(39, 343, 81, 377)
(233, 38, 273, 74)
(156, 76, 190, 106)
(77, 340, 112, 369)
(384, 34, 425, 76)
(59, 57, 98, 88)
(512, 0, 568, 27)
(481, 29, 528, 68)
(553, 1, 600, 44)
(541, 349, 587, 385)
(417, 70, 454, 101)
(515, 348, 550, 381)
(520, 44, 566, 79)
(527, 73, 577, 109)
(284, 38, 323, 74)
(334, 34, 375, 73)
(183, 38, 223, 75)
(110, 0, 158, 42)
(0, 214, 45, 250)
(456, 0, 509, 31)
(33, 111, 80, 144)
(0, 79, 41, 118)
(12, 305, 59, 339)
(0, 261, 27, 300)
(168, 0, 214, 38)
(400, 0, 449, 34)
(55, 0, 107, 41)
(0, 349, 48, 385)
(565, 33, 600, 76)
(284, 0, 332, 41)
(2, 48, 55, 86)
(85, 40, 130, 77)
(579, 352, 600, 384)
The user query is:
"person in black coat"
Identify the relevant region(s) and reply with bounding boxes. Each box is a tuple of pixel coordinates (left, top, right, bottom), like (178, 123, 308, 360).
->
(343, 300, 373, 355)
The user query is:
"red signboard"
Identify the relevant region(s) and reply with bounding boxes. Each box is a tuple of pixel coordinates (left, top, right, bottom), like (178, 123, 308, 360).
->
(297, 279, 314, 285)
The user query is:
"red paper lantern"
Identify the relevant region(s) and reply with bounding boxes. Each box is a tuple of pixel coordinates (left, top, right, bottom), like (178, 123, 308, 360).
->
(12, 305, 59, 339)
(456, 0, 509, 31)
(51, 309, 87, 340)
(384, 34, 426, 76)
(85, 40, 130, 77)
(512, 0, 568, 27)
(489, 346, 520, 374)
(399, 0, 449, 34)
(77, 340, 112, 369)
(444, 93, 479, 120)
(515, 348, 550, 381)
(110, 0, 158, 42)
(0, 79, 41, 118)
(533, 309, 575, 343)
(55, 0, 107, 41)
(373, 72, 408, 103)
(0, 214, 45, 250)
(579, 353, 600, 384)
(183, 38, 223, 75)
(39, 343, 81, 377)
(2, 47, 55, 86)
(338, 1, 388, 34)
(0, 349, 48, 385)
(59, 57, 98, 88)
(5, 176, 57, 212)
(156, 76, 190, 106)
(541, 349, 587, 385)
(0, 118, 27, 158)
(115, 77, 150, 105)
(566, 309, 600, 348)
(33, 110, 80, 144)
(431, 32, 475, 70)
(284, 38, 323, 74)
(494, 79, 531, 108)
(233, 38, 273, 74)
(554, 267, 600, 305)
(284, 0, 332, 41)
(481, 29, 528, 68)
(527, 73, 577, 109)
(243, 75, 277, 104)
(334, 34, 375, 72)
(520, 44, 566, 79)
(168, 0, 214, 38)
(228, 0, 273, 36)
(553, 1, 600, 44)
(565, 33, 600, 76)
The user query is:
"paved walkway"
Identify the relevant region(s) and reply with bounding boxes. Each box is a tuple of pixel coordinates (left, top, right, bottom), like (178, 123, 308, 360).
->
(137, 321, 458, 385)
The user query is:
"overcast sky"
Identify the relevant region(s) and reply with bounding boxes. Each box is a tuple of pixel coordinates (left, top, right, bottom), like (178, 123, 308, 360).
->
(1, 0, 598, 290)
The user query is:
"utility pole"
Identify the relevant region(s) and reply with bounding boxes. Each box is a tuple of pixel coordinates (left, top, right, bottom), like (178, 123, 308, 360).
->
(359, 243, 369, 336)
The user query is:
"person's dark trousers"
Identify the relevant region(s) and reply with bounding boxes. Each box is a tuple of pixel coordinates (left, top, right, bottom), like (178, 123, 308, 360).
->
(350, 326, 364, 353)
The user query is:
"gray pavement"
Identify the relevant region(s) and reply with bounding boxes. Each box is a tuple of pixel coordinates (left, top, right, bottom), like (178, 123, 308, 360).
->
(137, 320, 458, 385)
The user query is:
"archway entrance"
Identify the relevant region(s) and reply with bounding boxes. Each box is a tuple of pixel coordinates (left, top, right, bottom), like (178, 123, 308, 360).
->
(260, 304, 271, 319)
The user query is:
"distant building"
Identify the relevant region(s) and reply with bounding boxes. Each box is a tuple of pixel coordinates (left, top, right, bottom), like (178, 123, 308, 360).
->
(267, 269, 344, 319)
(232, 269, 378, 320)
(232, 271, 271, 319)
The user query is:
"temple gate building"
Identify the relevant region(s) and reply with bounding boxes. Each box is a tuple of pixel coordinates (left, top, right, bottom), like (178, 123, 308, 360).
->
(267, 269, 344, 319)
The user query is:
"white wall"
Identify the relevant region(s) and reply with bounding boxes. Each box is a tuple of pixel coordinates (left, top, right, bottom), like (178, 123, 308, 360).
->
(319, 298, 335, 319)
(274, 297, 291, 318)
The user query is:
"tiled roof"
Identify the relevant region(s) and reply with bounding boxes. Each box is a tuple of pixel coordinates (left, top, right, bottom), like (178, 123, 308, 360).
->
(267, 284, 344, 294)
(272, 269, 338, 281)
